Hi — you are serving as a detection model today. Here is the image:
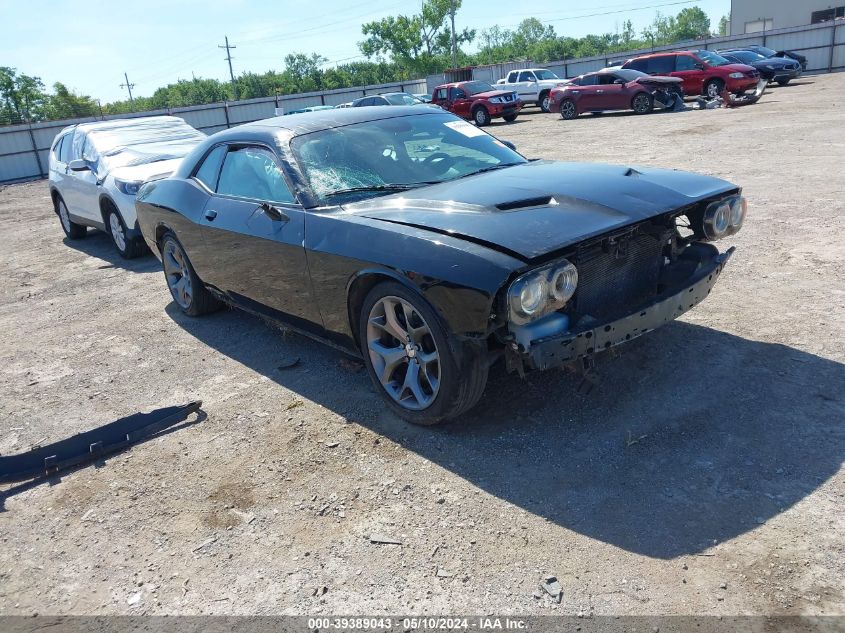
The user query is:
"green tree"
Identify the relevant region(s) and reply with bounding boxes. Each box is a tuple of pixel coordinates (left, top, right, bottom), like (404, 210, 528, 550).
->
(359, 0, 475, 74)
(0, 67, 50, 123)
(46, 82, 98, 119)
(673, 7, 711, 40)
(718, 13, 730, 36)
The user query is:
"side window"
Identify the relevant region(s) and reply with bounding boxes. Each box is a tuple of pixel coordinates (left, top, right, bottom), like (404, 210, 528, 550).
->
(216, 146, 295, 204)
(507, 71, 518, 83)
(578, 74, 599, 86)
(627, 58, 648, 72)
(647, 55, 675, 74)
(448, 87, 462, 100)
(52, 135, 65, 161)
(434, 88, 447, 101)
(675, 55, 698, 71)
(71, 131, 87, 163)
(193, 145, 227, 191)
(598, 74, 618, 85)
(518, 71, 534, 82)
(59, 132, 75, 163)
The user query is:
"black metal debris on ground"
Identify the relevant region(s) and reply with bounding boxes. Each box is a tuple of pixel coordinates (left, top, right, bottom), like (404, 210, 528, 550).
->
(0, 401, 204, 490)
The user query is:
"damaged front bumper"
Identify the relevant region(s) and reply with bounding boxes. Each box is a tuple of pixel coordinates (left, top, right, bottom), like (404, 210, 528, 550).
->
(514, 243, 734, 371)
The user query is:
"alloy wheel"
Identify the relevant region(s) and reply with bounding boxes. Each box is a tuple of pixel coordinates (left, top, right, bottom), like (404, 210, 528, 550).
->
(561, 100, 576, 119)
(366, 296, 440, 411)
(633, 94, 651, 113)
(163, 240, 193, 309)
(706, 82, 722, 98)
(542, 95, 551, 112)
(58, 201, 71, 233)
(109, 212, 126, 252)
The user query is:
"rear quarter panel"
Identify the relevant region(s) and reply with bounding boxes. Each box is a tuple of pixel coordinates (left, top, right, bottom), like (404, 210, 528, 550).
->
(135, 178, 212, 273)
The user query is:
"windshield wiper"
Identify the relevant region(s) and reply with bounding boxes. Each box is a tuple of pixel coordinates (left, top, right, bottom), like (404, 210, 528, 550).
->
(324, 183, 421, 198)
(457, 163, 521, 179)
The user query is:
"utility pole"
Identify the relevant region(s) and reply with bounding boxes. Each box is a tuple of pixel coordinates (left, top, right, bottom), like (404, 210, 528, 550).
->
(120, 72, 135, 107)
(219, 36, 237, 96)
(449, 0, 457, 70)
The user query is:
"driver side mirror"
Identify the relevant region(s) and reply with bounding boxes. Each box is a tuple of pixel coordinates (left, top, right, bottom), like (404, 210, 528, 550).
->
(502, 140, 516, 151)
(68, 159, 89, 172)
(695, 63, 706, 70)
(614, 78, 625, 84)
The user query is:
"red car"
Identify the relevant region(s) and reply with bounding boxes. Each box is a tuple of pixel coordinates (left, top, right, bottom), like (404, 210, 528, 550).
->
(550, 68, 683, 119)
(622, 50, 760, 98)
(431, 81, 522, 126)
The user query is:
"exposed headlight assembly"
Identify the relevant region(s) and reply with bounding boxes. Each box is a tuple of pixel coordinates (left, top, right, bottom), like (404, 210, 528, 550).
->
(508, 259, 578, 325)
(489, 96, 505, 104)
(729, 72, 745, 79)
(702, 195, 747, 240)
(114, 178, 143, 196)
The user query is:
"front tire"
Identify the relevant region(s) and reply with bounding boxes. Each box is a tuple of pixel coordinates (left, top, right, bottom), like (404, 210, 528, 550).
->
(56, 197, 86, 240)
(631, 92, 654, 114)
(473, 106, 491, 126)
(777, 78, 790, 86)
(160, 232, 221, 316)
(704, 79, 724, 99)
(105, 206, 145, 259)
(559, 98, 577, 120)
(358, 281, 488, 425)
(503, 113, 518, 122)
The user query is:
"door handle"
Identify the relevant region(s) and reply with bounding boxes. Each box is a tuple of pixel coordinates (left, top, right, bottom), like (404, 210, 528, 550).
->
(204, 209, 218, 221)
(597, 90, 604, 93)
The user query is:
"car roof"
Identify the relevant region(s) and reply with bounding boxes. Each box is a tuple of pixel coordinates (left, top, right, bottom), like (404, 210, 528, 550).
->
(229, 105, 441, 136)
(72, 115, 189, 134)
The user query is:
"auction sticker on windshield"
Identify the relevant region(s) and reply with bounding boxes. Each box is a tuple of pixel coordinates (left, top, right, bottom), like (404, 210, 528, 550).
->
(444, 120, 487, 137)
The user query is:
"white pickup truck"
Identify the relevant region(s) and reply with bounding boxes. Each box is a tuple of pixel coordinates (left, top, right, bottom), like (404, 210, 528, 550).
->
(496, 68, 568, 112)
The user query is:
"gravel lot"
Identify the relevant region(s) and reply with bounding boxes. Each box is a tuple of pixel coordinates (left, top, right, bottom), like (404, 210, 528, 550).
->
(0, 73, 843, 617)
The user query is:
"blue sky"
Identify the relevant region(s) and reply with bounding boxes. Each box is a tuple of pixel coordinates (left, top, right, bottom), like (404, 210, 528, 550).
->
(0, 0, 729, 103)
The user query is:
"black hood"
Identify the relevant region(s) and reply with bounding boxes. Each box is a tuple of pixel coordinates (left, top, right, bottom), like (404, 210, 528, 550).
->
(345, 161, 737, 261)
(752, 57, 798, 69)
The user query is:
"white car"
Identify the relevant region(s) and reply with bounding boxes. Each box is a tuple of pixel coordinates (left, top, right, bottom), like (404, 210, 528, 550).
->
(48, 116, 205, 258)
(496, 68, 567, 113)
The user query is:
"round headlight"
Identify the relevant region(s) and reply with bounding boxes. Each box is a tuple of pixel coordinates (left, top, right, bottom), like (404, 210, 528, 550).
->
(729, 196, 747, 231)
(518, 277, 546, 315)
(549, 262, 578, 304)
(703, 199, 732, 240)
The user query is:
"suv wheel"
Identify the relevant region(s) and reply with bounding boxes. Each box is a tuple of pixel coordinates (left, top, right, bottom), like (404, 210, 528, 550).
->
(160, 233, 221, 316)
(359, 281, 488, 425)
(56, 197, 87, 239)
(105, 206, 145, 259)
(473, 106, 491, 126)
(704, 79, 724, 99)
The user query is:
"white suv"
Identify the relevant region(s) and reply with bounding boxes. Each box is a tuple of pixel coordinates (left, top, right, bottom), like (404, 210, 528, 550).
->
(496, 68, 567, 113)
(48, 116, 205, 258)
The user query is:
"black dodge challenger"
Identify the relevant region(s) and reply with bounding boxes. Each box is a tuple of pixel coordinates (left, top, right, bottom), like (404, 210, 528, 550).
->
(136, 106, 746, 424)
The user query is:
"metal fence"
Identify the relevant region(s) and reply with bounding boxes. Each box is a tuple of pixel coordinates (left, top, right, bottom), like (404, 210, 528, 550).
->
(0, 79, 428, 184)
(427, 20, 845, 92)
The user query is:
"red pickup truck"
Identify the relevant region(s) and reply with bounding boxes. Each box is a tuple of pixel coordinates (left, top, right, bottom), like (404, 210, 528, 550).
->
(431, 81, 522, 126)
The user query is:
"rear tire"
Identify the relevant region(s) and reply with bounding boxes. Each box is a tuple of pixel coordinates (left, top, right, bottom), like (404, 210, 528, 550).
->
(160, 232, 222, 316)
(559, 98, 577, 120)
(56, 197, 86, 240)
(358, 281, 488, 425)
(105, 205, 145, 259)
(777, 78, 790, 86)
(473, 106, 491, 126)
(538, 91, 551, 113)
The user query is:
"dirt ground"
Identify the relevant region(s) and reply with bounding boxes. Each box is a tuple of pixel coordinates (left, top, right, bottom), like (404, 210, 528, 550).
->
(0, 73, 843, 618)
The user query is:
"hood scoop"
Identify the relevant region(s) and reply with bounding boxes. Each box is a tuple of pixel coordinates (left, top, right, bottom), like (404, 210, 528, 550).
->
(496, 195, 556, 211)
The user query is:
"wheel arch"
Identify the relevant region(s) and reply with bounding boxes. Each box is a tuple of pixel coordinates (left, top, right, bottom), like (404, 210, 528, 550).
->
(346, 269, 424, 348)
(98, 194, 122, 226)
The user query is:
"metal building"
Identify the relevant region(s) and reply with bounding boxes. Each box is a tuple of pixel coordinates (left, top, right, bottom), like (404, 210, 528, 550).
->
(730, 0, 844, 35)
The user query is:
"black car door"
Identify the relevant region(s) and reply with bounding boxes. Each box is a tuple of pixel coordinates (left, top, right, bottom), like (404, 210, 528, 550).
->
(197, 143, 322, 327)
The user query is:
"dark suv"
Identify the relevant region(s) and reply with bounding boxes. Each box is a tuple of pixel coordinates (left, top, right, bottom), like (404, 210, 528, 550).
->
(622, 50, 759, 98)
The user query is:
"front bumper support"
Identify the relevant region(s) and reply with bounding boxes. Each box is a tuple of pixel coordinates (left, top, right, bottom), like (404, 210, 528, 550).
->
(524, 245, 734, 371)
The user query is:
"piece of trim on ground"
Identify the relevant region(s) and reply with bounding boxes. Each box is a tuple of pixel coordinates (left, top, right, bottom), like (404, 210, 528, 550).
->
(0, 401, 203, 485)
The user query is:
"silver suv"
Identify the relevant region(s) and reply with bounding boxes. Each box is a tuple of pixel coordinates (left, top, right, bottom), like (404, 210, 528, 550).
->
(48, 116, 204, 258)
